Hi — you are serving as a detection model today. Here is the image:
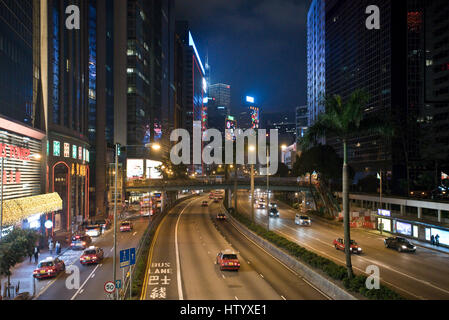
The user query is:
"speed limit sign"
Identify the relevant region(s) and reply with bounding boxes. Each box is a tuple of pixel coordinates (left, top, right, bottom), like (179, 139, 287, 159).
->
(104, 281, 116, 294)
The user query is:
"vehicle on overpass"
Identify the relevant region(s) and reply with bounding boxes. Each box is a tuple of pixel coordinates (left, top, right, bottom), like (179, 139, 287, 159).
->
(216, 250, 240, 271)
(384, 237, 416, 253)
(333, 238, 362, 254)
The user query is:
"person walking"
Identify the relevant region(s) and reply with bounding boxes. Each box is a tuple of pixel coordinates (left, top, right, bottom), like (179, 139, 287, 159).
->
(49, 241, 54, 255)
(33, 246, 40, 264)
(431, 234, 435, 245)
(55, 241, 61, 255)
(435, 234, 440, 246)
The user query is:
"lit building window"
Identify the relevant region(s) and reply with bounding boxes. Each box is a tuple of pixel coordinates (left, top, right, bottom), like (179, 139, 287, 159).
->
(53, 141, 60, 157)
(78, 147, 83, 160)
(73, 145, 77, 159)
(64, 143, 70, 158)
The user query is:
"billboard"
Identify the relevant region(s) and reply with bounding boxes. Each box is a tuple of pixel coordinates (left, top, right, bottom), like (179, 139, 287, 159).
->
(250, 106, 259, 129)
(127, 159, 144, 180)
(146, 160, 163, 179)
(225, 117, 237, 141)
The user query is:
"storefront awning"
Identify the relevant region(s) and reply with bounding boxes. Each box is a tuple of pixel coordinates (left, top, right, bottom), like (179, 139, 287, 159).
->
(2, 193, 63, 226)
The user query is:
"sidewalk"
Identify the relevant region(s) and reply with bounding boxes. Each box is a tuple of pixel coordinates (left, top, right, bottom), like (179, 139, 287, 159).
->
(0, 232, 71, 300)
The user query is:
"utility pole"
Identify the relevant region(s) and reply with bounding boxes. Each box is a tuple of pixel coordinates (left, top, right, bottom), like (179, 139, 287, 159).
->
(113, 143, 119, 300)
(266, 150, 270, 231)
(250, 164, 255, 222)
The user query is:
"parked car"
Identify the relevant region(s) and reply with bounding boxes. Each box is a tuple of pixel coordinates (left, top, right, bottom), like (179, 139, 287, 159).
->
(384, 237, 416, 253)
(216, 250, 240, 271)
(70, 235, 92, 250)
(295, 214, 312, 226)
(120, 221, 133, 232)
(80, 246, 104, 265)
(333, 238, 362, 254)
(33, 257, 65, 279)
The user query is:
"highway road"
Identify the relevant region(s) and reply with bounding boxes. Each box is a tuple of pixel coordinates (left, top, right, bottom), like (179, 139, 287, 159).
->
(236, 190, 449, 300)
(35, 215, 150, 300)
(142, 194, 328, 300)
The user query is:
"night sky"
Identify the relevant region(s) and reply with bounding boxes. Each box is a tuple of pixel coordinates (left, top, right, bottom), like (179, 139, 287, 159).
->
(176, 0, 312, 115)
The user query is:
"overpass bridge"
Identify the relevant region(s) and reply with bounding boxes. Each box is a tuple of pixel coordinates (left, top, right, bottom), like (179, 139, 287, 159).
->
(126, 177, 314, 193)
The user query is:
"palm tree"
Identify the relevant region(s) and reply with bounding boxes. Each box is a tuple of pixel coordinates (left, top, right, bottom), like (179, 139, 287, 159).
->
(302, 89, 393, 279)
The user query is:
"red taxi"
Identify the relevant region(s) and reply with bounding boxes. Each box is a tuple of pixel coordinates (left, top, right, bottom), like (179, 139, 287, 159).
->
(120, 221, 133, 232)
(33, 257, 65, 280)
(80, 246, 104, 265)
(333, 238, 363, 254)
(216, 250, 240, 271)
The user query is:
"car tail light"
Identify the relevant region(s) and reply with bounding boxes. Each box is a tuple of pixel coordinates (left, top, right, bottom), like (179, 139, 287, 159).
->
(82, 242, 86, 246)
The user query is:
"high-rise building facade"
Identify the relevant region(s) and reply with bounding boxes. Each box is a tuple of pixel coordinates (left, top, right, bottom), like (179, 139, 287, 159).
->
(0, 0, 35, 126)
(307, 0, 325, 128)
(176, 21, 206, 173)
(208, 83, 231, 132)
(41, 0, 92, 233)
(324, 0, 449, 194)
(296, 105, 308, 142)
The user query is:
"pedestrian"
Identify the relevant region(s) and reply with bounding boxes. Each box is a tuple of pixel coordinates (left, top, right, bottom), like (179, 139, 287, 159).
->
(49, 241, 54, 255)
(431, 234, 435, 245)
(55, 241, 61, 255)
(436, 234, 440, 246)
(33, 246, 40, 264)
(48, 236, 53, 248)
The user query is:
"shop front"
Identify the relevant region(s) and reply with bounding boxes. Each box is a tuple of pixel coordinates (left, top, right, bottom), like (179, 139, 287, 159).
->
(377, 212, 449, 247)
(0, 116, 62, 236)
(47, 134, 90, 235)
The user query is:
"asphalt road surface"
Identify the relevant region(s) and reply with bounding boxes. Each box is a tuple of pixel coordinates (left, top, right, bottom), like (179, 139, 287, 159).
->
(142, 194, 328, 300)
(237, 190, 449, 300)
(35, 215, 151, 300)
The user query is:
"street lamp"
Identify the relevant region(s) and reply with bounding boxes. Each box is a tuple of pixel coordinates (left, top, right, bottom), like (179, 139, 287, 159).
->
(113, 142, 160, 300)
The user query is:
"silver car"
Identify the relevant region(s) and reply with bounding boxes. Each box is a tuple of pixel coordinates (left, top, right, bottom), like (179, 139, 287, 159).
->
(295, 214, 311, 226)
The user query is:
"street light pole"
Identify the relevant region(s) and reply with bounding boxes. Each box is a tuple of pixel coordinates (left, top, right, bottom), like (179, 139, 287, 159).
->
(113, 143, 119, 300)
(266, 149, 270, 231)
(250, 164, 254, 222)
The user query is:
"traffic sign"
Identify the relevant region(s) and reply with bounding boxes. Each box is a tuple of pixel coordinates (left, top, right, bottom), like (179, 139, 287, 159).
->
(104, 281, 116, 294)
(115, 280, 122, 289)
(120, 249, 130, 268)
(130, 248, 136, 266)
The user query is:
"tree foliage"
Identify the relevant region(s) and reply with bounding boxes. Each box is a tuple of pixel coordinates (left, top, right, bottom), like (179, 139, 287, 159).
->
(0, 228, 39, 278)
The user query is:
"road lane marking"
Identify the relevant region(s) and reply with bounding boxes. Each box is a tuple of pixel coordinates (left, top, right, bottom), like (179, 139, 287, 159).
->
(133, 232, 137, 236)
(281, 295, 286, 300)
(276, 221, 449, 297)
(223, 206, 331, 300)
(175, 199, 198, 300)
(260, 274, 264, 278)
(71, 264, 100, 300)
(235, 296, 239, 300)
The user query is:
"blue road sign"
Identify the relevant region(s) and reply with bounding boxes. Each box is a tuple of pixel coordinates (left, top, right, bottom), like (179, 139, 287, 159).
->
(115, 280, 122, 289)
(130, 248, 136, 266)
(120, 249, 130, 268)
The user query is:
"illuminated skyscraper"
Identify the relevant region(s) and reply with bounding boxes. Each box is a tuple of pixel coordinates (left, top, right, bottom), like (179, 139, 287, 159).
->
(209, 83, 231, 132)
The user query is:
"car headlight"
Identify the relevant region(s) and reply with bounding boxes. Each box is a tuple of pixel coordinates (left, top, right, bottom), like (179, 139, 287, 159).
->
(413, 246, 416, 250)
(402, 245, 407, 249)
(358, 248, 362, 251)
